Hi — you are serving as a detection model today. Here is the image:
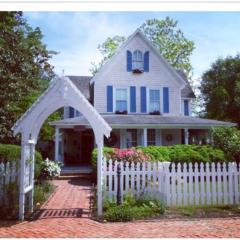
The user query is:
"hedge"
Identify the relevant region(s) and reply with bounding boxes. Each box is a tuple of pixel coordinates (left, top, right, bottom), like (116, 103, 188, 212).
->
(0, 144, 44, 179)
(91, 145, 227, 170)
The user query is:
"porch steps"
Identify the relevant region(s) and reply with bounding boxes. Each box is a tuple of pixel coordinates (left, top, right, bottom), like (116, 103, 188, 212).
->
(58, 173, 92, 180)
(58, 165, 93, 180)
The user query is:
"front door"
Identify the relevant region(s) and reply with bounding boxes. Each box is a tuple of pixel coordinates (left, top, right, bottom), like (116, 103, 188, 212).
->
(81, 131, 94, 164)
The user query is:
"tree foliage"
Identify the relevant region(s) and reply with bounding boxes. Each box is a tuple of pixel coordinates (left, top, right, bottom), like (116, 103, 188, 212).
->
(212, 127, 240, 162)
(0, 12, 58, 143)
(90, 35, 126, 75)
(200, 54, 240, 125)
(90, 17, 195, 77)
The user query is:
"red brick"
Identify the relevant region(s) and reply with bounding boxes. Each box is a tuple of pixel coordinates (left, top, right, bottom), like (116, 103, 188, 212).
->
(0, 179, 240, 238)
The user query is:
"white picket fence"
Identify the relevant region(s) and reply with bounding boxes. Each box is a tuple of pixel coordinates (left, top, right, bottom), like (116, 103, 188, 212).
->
(103, 160, 240, 207)
(0, 161, 19, 204)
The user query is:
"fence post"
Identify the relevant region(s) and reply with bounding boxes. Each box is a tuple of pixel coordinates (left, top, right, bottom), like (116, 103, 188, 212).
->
(162, 162, 171, 206)
(117, 163, 122, 205)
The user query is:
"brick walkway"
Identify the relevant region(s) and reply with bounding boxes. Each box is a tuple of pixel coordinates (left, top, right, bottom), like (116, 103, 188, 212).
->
(0, 179, 240, 238)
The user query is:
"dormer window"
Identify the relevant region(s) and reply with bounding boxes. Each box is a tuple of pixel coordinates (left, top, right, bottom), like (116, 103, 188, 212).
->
(132, 50, 143, 72)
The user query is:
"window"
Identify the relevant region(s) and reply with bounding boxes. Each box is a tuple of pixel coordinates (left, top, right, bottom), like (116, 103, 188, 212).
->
(116, 88, 127, 112)
(147, 129, 156, 146)
(149, 89, 160, 113)
(132, 50, 143, 71)
(126, 129, 137, 147)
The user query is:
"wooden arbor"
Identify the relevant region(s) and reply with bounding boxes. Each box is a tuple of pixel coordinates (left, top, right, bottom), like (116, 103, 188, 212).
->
(12, 76, 111, 221)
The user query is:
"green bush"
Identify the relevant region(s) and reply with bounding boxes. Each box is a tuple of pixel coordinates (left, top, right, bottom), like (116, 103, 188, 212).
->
(212, 127, 240, 162)
(137, 145, 226, 163)
(34, 180, 55, 206)
(92, 145, 226, 167)
(91, 147, 114, 172)
(103, 194, 165, 222)
(0, 144, 44, 179)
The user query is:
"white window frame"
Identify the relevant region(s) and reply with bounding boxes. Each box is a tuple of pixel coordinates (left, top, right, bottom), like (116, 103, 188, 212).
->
(113, 87, 130, 113)
(132, 49, 143, 71)
(147, 87, 162, 114)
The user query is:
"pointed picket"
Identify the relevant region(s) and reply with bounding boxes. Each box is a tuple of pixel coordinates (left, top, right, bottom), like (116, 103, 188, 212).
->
(171, 163, 176, 206)
(211, 162, 217, 205)
(217, 162, 222, 205)
(222, 162, 228, 205)
(200, 162, 205, 205)
(206, 162, 211, 205)
(228, 162, 234, 205)
(176, 163, 182, 206)
(183, 163, 188, 206)
(188, 163, 194, 205)
(194, 162, 200, 205)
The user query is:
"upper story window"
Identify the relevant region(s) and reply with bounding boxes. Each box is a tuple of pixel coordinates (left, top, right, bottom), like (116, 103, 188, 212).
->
(116, 88, 128, 113)
(132, 50, 143, 72)
(149, 89, 160, 113)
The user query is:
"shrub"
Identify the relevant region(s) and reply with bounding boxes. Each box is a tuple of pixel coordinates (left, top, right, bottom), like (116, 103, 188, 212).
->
(212, 127, 240, 162)
(34, 180, 55, 207)
(39, 158, 62, 180)
(103, 193, 165, 222)
(108, 148, 151, 163)
(136, 145, 226, 163)
(0, 144, 43, 179)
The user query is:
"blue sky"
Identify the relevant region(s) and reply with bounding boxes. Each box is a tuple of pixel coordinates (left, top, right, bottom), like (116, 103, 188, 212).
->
(24, 12, 240, 82)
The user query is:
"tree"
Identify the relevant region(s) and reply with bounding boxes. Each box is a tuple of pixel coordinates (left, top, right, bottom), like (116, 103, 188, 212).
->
(90, 17, 195, 78)
(0, 12, 58, 144)
(90, 35, 126, 75)
(200, 54, 240, 125)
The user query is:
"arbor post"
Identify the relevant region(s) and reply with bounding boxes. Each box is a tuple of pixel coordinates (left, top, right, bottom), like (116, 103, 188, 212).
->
(28, 139, 36, 213)
(97, 135, 103, 216)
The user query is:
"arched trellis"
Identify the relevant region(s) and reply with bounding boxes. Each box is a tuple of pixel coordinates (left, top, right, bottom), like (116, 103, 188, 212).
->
(12, 76, 111, 221)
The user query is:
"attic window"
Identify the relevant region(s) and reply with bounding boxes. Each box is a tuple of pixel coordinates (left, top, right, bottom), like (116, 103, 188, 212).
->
(132, 50, 143, 72)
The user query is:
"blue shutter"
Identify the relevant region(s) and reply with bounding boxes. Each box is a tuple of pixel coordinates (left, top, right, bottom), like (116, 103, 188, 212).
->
(107, 85, 113, 112)
(184, 100, 189, 116)
(69, 107, 74, 118)
(127, 50, 132, 72)
(163, 87, 169, 113)
(130, 86, 136, 113)
(144, 51, 149, 72)
(140, 86, 147, 113)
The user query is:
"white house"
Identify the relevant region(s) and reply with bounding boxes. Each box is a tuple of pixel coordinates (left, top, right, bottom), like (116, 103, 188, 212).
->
(50, 29, 235, 166)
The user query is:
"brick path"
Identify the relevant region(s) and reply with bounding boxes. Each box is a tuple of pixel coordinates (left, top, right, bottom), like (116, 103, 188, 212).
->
(0, 179, 240, 238)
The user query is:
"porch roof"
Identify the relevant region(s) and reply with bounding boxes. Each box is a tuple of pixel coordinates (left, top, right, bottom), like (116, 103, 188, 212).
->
(50, 114, 236, 129)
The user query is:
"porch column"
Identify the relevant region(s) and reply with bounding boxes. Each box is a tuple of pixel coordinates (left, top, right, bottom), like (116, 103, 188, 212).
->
(55, 127, 59, 162)
(184, 128, 189, 145)
(97, 135, 103, 216)
(143, 128, 147, 147)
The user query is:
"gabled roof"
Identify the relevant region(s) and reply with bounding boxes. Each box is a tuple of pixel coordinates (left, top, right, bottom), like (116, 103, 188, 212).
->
(67, 76, 92, 99)
(176, 69, 196, 98)
(90, 29, 187, 87)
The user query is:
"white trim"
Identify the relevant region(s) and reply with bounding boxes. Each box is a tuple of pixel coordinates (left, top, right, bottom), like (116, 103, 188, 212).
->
(147, 87, 161, 114)
(113, 86, 130, 113)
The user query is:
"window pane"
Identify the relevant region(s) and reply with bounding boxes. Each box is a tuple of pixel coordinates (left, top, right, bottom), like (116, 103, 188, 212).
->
(116, 89, 127, 100)
(149, 102, 160, 112)
(150, 90, 160, 101)
(116, 100, 127, 112)
(133, 50, 142, 61)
